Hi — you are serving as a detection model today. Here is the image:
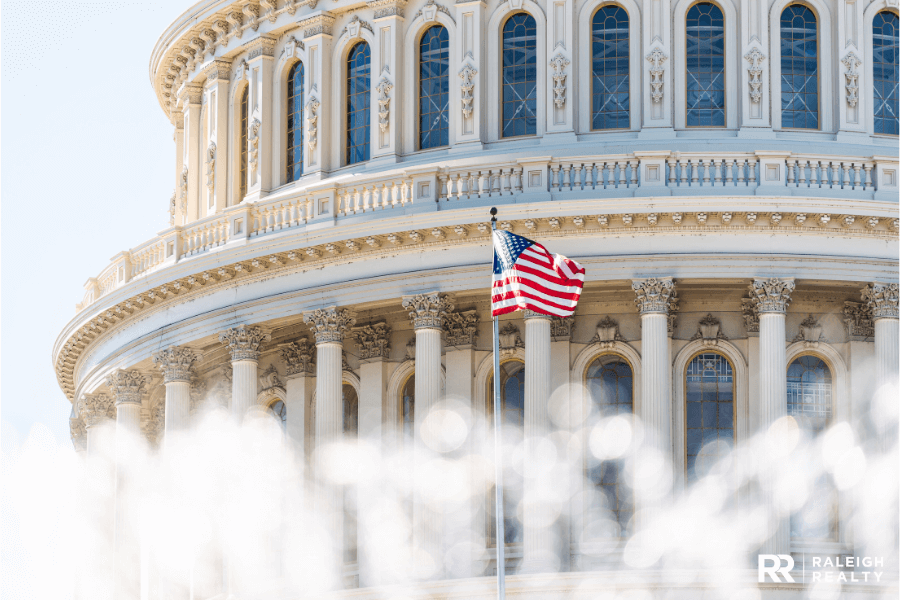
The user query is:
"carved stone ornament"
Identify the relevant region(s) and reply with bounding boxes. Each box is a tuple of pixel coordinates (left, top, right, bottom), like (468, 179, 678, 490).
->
(744, 47, 766, 103)
(551, 316, 574, 341)
(206, 142, 216, 192)
(444, 310, 478, 347)
(415, 0, 451, 21)
(301, 14, 336, 38)
(591, 316, 624, 349)
(243, 4, 260, 33)
(106, 370, 148, 406)
(402, 292, 454, 330)
(342, 351, 354, 373)
(646, 47, 668, 103)
(690, 314, 728, 347)
(459, 64, 477, 119)
(369, 0, 407, 19)
(354, 321, 392, 359)
(169, 191, 176, 225)
(793, 314, 824, 347)
(843, 301, 874, 338)
(406, 337, 416, 360)
(280, 338, 315, 375)
(142, 400, 165, 446)
(549, 53, 570, 109)
(190, 378, 207, 413)
(179, 166, 189, 212)
(741, 298, 760, 333)
(219, 324, 272, 361)
(498, 322, 524, 356)
(152, 346, 200, 383)
(748, 278, 795, 314)
(632, 277, 676, 314)
(304, 307, 357, 344)
(282, 35, 304, 60)
(249, 119, 261, 176)
(841, 52, 862, 108)
(306, 98, 320, 153)
(70, 417, 87, 451)
(861, 282, 900, 319)
(79, 393, 116, 427)
(344, 15, 374, 39)
(376, 78, 393, 133)
(259, 364, 283, 390)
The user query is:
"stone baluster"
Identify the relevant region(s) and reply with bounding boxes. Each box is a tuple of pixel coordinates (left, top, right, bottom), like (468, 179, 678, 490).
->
(401, 292, 454, 578)
(218, 325, 271, 421)
(152, 346, 200, 440)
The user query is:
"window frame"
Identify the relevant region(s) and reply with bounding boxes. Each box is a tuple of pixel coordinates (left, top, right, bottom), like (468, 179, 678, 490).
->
(417, 24, 451, 151)
(683, 350, 736, 484)
(345, 40, 372, 167)
(499, 11, 540, 140)
(239, 85, 249, 201)
(774, 1, 823, 131)
(870, 8, 900, 137)
(285, 60, 305, 183)
(683, 0, 728, 129)
(589, 3, 632, 132)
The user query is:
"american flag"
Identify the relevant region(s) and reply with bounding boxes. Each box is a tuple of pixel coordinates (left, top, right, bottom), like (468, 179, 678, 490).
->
(491, 229, 585, 317)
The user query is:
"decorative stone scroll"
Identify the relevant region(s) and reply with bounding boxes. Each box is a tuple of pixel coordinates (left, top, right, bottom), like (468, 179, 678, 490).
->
(550, 316, 574, 341)
(415, 0, 450, 21)
(152, 346, 200, 383)
(280, 338, 315, 375)
(79, 393, 116, 427)
(402, 292, 454, 330)
(632, 277, 676, 314)
(549, 53, 570, 109)
(748, 278, 795, 314)
(498, 322, 524, 356)
(106, 370, 148, 406)
(142, 400, 165, 446)
(744, 47, 766, 103)
(690, 314, 728, 347)
(741, 298, 760, 333)
(259, 364, 283, 390)
(459, 64, 477, 119)
(841, 52, 862, 108)
(862, 282, 899, 319)
(646, 47, 667, 103)
(304, 307, 357, 343)
(219, 324, 272, 361)
(793, 314, 823, 347)
(444, 310, 478, 347)
(306, 98, 320, 152)
(843, 301, 874, 338)
(344, 15, 374, 38)
(354, 322, 392, 359)
(591, 316, 624, 349)
(248, 119, 261, 176)
(376, 78, 393, 133)
(368, 0, 407, 19)
(206, 142, 216, 193)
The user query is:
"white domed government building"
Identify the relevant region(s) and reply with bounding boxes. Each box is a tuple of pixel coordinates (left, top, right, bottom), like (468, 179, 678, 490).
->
(57, 0, 899, 598)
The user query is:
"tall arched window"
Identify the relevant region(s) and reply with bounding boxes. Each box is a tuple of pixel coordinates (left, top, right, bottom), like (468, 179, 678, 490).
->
(487, 360, 526, 545)
(585, 355, 633, 537)
(347, 42, 371, 165)
(343, 383, 359, 563)
(780, 5, 819, 129)
(239, 86, 249, 199)
(501, 13, 538, 138)
(268, 399, 287, 430)
(419, 25, 450, 149)
(873, 10, 899, 135)
(686, 2, 726, 127)
(401, 374, 415, 442)
(787, 355, 835, 539)
(591, 5, 630, 130)
(286, 62, 304, 181)
(685, 353, 734, 483)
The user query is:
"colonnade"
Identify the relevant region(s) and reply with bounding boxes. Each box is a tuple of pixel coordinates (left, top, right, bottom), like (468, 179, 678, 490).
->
(74, 279, 899, 598)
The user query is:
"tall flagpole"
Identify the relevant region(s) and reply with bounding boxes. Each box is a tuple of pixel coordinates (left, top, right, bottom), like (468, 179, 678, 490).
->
(490, 207, 506, 600)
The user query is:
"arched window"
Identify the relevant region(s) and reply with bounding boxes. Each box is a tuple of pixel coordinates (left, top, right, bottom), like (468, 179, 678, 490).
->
(343, 383, 359, 563)
(239, 86, 249, 199)
(401, 374, 415, 442)
(873, 10, 899, 135)
(591, 5, 630, 130)
(686, 2, 726, 127)
(487, 360, 526, 545)
(419, 25, 450, 149)
(585, 355, 633, 537)
(685, 353, 734, 483)
(501, 13, 538, 138)
(268, 399, 286, 430)
(347, 42, 371, 165)
(286, 62, 304, 181)
(787, 355, 835, 539)
(780, 5, 819, 129)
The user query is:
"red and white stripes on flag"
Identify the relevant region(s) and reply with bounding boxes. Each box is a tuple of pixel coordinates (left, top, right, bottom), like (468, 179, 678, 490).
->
(491, 229, 585, 317)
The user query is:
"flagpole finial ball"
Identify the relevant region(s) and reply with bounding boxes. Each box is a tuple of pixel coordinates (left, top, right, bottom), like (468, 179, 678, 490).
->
(490, 207, 497, 221)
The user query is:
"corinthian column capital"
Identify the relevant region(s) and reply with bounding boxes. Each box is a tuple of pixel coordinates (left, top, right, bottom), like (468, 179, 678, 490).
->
(78, 393, 116, 427)
(862, 282, 900, 320)
(152, 346, 200, 383)
(106, 370, 148, 406)
(402, 292, 454, 330)
(632, 277, 676, 314)
(353, 322, 392, 359)
(279, 338, 316, 376)
(219, 324, 272, 361)
(749, 277, 796, 314)
(303, 307, 357, 344)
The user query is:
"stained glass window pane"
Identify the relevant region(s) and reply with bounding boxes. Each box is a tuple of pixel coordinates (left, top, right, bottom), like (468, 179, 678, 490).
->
(502, 13, 537, 138)
(685, 353, 734, 483)
(874, 11, 899, 135)
(401, 375, 415, 443)
(347, 42, 371, 165)
(488, 361, 526, 545)
(240, 87, 248, 199)
(585, 356, 634, 536)
(419, 26, 450, 149)
(781, 5, 819, 129)
(591, 6, 630, 130)
(286, 62, 304, 182)
(686, 2, 726, 127)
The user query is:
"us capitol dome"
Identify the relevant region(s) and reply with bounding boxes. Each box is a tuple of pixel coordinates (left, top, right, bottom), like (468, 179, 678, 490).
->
(56, 0, 899, 598)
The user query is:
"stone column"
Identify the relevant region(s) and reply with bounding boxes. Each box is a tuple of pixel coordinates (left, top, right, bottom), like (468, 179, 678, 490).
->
(862, 283, 900, 392)
(549, 316, 573, 566)
(179, 83, 203, 223)
(280, 338, 315, 459)
(632, 277, 676, 524)
(244, 35, 276, 201)
(401, 292, 453, 577)
(152, 346, 199, 441)
(521, 310, 554, 572)
(749, 277, 795, 556)
(297, 12, 335, 177)
(303, 307, 357, 586)
(78, 393, 116, 457)
(219, 325, 271, 421)
(107, 370, 148, 600)
(201, 59, 231, 215)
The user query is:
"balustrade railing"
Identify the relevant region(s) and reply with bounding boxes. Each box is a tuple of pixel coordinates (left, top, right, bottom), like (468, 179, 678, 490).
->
(77, 151, 897, 310)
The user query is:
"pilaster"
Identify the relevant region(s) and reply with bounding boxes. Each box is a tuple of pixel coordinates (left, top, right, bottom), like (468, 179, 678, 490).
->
(300, 12, 335, 176)
(203, 60, 231, 214)
(370, 0, 405, 161)
(739, 0, 772, 133)
(544, 0, 574, 138)
(245, 35, 277, 201)
(640, 0, 673, 135)
(453, 1, 486, 148)
(836, 0, 867, 140)
(281, 338, 315, 512)
(179, 84, 203, 222)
